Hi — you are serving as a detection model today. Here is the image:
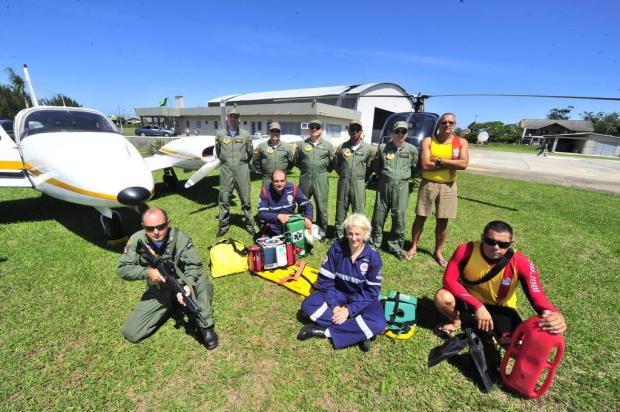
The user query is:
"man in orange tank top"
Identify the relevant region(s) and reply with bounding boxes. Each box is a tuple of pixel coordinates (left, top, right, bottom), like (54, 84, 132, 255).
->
(406, 113, 469, 266)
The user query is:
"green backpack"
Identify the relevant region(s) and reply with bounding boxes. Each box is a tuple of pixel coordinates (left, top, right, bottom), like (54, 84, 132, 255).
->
(380, 290, 417, 340)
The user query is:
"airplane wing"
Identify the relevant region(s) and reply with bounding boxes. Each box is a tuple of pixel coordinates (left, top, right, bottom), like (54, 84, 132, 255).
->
(143, 153, 175, 171)
(0, 125, 32, 187)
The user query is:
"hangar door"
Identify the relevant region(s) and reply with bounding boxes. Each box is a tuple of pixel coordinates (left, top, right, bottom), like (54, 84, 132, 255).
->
(593, 140, 618, 156)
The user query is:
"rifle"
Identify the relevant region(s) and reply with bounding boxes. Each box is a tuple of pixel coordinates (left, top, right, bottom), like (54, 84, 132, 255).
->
(135, 239, 207, 327)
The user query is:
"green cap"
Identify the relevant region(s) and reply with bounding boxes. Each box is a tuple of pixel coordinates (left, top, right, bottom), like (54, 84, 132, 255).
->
(227, 107, 240, 116)
(393, 121, 408, 131)
(309, 119, 323, 128)
(268, 122, 281, 131)
(349, 120, 362, 128)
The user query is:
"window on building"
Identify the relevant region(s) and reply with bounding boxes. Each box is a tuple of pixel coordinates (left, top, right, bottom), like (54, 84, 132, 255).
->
(196, 120, 202, 129)
(257, 121, 262, 131)
(214, 120, 219, 129)
(280, 122, 302, 135)
(186, 120, 190, 128)
(326, 124, 342, 137)
(244, 121, 247, 125)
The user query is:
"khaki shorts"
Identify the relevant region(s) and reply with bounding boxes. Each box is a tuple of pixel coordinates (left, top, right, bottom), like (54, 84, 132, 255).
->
(415, 179, 457, 219)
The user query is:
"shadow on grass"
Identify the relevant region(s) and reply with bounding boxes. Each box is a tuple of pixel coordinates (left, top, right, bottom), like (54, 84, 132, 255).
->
(416, 296, 444, 331)
(0, 195, 142, 251)
(458, 195, 519, 211)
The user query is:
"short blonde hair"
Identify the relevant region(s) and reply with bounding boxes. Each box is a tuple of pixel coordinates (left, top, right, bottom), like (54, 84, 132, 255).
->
(341, 213, 372, 241)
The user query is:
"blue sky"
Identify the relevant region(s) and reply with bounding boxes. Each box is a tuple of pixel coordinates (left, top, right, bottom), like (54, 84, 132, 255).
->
(1, 0, 619, 127)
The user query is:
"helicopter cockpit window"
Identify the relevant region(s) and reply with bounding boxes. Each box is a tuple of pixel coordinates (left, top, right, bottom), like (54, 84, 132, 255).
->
(21, 109, 119, 138)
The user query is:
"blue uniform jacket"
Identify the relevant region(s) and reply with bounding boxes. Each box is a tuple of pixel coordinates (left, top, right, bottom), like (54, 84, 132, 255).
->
(318, 240, 383, 317)
(257, 182, 314, 235)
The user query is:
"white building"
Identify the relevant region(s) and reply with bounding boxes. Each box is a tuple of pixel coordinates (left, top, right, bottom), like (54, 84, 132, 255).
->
(135, 83, 413, 145)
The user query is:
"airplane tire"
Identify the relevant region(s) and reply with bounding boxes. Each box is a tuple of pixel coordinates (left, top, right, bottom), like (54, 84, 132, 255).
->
(163, 168, 178, 192)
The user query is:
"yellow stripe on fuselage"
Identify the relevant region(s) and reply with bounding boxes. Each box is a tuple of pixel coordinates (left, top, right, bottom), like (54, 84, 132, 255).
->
(158, 147, 201, 160)
(0, 160, 25, 170)
(27, 167, 118, 201)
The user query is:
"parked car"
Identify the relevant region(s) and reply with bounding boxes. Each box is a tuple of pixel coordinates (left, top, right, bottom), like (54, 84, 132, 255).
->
(135, 125, 176, 137)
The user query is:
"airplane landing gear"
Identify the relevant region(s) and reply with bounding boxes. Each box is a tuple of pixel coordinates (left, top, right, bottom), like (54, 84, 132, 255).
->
(163, 168, 178, 192)
(100, 210, 124, 240)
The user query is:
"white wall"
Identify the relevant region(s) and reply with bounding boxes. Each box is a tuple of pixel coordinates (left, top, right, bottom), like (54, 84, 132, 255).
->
(357, 84, 414, 143)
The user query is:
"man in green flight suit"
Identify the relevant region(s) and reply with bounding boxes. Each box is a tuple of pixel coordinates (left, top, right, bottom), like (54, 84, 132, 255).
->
(370, 121, 419, 259)
(117, 207, 218, 350)
(251, 122, 297, 186)
(215, 107, 256, 237)
(296, 119, 334, 240)
(334, 120, 375, 238)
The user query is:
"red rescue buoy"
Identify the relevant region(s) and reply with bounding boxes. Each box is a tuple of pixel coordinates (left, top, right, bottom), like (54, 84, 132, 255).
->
(500, 316, 565, 398)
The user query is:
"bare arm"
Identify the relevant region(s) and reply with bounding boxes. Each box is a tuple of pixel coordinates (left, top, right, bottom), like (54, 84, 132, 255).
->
(438, 137, 469, 170)
(419, 138, 436, 171)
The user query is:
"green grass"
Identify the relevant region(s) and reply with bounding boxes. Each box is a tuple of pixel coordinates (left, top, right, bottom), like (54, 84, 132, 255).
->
(1, 170, 619, 410)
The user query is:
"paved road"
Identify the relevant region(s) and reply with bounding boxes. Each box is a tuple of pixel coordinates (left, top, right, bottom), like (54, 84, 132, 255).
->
(466, 148, 620, 195)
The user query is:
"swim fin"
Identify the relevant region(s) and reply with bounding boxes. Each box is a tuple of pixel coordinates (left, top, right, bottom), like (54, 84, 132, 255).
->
(428, 333, 469, 367)
(466, 328, 495, 393)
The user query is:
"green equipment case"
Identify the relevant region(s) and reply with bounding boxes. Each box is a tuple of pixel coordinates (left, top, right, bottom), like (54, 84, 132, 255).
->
(284, 214, 307, 257)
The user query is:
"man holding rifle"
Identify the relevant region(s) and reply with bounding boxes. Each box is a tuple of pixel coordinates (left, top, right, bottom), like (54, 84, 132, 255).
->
(117, 208, 218, 350)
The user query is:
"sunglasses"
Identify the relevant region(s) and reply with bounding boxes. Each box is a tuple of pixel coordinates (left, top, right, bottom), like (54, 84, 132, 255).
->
(143, 222, 168, 232)
(349, 127, 362, 133)
(440, 121, 456, 126)
(483, 236, 512, 249)
(309, 125, 321, 130)
(269, 129, 280, 133)
(394, 129, 408, 135)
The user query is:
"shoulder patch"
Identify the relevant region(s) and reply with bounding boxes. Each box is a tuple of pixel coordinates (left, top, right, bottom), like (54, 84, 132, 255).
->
(123, 239, 132, 254)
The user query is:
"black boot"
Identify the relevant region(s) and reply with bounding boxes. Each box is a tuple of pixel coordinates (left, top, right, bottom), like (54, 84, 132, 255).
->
(201, 326, 219, 350)
(216, 227, 229, 237)
(297, 324, 327, 341)
(359, 339, 372, 352)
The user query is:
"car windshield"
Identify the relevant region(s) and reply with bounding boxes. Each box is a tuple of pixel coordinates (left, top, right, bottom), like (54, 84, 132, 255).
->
(22, 109, 118, 138)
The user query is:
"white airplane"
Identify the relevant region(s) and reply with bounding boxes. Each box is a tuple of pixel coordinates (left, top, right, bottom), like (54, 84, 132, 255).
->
(0, 65, 220, 241)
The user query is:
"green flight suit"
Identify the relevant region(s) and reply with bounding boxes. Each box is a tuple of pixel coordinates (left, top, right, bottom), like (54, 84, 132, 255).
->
(370, 141, 419, 253)
(117, 228, 214, 343)
(296, 137, 334, 235)
(334, 140, 375, 238)
(215, 128, 255, 231)
(251, 141, 297, 186)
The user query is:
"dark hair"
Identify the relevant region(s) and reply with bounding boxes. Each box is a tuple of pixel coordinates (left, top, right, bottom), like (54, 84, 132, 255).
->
(483, 220, 513, 238)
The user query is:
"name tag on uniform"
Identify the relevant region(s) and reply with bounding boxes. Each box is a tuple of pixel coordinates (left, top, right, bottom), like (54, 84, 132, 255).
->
(235, 138, 243, 143)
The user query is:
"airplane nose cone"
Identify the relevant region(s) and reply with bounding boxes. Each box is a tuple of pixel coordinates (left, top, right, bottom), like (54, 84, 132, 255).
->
(117, 186, 151, 205)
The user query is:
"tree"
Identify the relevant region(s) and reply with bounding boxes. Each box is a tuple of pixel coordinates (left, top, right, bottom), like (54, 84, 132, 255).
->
(581, 111, 620, 136)
(0, 67, 81, 119)
(467, 121, 521, 143)
(40, 94, 81, 107)
(547, 106, 574, 120)
(0, 68, 29, 119)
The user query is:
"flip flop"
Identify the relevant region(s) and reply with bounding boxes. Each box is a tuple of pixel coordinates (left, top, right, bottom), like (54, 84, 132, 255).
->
(404, 250, 417, 260)
(433, 255, 449, 267)
(434, 324, 460, 340)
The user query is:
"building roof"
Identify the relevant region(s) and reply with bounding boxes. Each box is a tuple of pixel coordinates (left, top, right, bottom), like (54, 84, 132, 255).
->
(208, 83, 406, 104)
(519, 119, 593, 132)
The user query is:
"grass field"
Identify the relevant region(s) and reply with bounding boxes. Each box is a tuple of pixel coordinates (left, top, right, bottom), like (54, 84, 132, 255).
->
(1, 170, 619, 411)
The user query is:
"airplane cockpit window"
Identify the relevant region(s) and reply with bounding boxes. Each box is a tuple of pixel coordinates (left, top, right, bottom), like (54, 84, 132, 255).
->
(21, 109, 119, 138)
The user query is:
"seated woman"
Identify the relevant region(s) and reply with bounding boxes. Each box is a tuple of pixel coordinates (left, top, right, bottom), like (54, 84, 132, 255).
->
(297, 213, 386, 351)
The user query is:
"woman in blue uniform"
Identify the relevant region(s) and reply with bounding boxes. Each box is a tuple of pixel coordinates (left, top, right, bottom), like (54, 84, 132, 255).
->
(297, 213, 386, 351)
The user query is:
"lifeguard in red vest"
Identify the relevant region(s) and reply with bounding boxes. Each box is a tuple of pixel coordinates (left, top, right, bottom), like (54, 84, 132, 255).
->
(434, 220, 567, 339)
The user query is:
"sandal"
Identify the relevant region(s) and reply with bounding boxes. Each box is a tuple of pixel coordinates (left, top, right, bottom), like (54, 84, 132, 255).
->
(434, 324, 461, 340)
(404, 250, 417, 260)
(433, 255, 449, 267)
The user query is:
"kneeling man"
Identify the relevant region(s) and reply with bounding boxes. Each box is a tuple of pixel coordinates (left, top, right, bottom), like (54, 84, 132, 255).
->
(117, 208, 218, 350)
(257, 169, 314, 237)
(435, 220, 566, 339)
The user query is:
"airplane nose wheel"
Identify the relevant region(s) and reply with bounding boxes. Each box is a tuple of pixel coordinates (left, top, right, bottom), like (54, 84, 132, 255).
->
(163, 167, 178, 191)
(99, 210, 124, 239)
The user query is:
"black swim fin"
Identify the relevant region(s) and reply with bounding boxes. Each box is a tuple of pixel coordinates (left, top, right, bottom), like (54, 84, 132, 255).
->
(466, 328, 494, 393)
(428, 333, 468, 367)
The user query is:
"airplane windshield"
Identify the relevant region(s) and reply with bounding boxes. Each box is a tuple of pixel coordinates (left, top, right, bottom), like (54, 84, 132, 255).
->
(22, 109, 118, 138)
